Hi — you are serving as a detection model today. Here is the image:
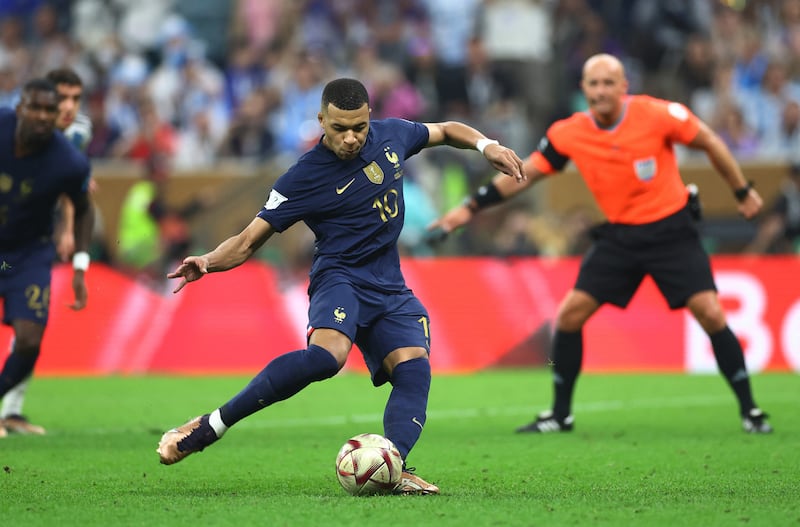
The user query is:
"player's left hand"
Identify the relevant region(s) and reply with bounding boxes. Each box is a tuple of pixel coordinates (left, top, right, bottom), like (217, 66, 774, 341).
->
(70, 271, 87, 310)
(483, 143, 526, 183)
(738, 188, 763, 220)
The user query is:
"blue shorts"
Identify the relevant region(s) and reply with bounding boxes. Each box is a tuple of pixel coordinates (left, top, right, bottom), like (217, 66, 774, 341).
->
(0, 240, 55, 326)
(308, 281, 431, 386)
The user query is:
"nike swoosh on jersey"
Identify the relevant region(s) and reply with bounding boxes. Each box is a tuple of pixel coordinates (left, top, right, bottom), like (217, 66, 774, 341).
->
(336, 178, 356, 194)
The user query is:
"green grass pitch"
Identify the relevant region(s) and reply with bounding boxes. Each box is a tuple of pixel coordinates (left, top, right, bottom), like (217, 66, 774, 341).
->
(1, 370, 797, 526)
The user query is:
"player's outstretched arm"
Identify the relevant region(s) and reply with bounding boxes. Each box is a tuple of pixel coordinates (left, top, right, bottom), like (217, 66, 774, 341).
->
(69, 194, 95, 310)
(423, 121, 526, 182)
(55, 194, 75, 262)
(168, 217, 275, 293)
(427, 156, 544, 236)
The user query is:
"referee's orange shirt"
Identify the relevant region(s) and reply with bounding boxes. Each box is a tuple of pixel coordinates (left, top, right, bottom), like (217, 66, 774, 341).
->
(530, 95, 700, 224)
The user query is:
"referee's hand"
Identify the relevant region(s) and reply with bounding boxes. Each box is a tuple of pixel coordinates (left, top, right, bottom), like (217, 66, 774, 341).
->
(426, 203, 474, 239)
(737, 188, 762, 220)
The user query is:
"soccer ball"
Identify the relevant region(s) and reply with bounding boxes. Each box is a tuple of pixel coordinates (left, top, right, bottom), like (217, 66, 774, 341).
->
(335, 433, 403, 496)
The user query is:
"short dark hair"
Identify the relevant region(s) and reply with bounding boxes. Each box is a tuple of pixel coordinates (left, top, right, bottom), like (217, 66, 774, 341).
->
(46, 68, 83, 88)
(22, 78, 57, 96)
(321, 78, 369, 112)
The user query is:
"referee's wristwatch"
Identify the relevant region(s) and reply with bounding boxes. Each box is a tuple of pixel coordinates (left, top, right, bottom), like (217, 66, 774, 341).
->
(734, 181, 754, 203)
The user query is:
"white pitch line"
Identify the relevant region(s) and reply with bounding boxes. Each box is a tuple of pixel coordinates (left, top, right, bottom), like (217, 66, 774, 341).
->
(61, 393, 786, 436)
(227, 394, 736, 430)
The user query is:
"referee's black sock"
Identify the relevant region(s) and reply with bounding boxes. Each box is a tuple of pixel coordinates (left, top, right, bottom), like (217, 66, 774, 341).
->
(551, 330, 583, 420)
(709, 326, 756, 415)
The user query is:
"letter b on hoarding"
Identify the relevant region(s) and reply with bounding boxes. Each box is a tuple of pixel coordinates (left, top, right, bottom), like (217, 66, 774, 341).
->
(685, 272, 772, 373)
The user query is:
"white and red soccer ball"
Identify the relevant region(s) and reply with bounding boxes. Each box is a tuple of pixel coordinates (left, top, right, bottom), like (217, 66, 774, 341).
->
(335, 433, 403, 495)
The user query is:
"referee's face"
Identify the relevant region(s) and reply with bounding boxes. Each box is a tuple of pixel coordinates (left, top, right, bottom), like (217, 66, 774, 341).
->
(581, 55, 628, 127)
(319, 103, 370, 160)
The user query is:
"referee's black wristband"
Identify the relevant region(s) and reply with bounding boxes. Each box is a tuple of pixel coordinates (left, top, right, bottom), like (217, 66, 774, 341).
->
(734, 181, 754, 203)
(465, 182, 504, 213)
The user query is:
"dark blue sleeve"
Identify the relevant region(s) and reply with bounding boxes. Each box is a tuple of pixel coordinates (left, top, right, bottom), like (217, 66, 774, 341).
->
(256, 165, 313, 233)
(388, 118, 429, 158)
(64, 154, 92, 207)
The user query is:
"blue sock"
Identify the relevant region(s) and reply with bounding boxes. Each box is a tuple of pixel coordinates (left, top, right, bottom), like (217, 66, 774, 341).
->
(0, 351, 38, 398)
(383, 357, 431, 462)
(219, 344, 339, 426)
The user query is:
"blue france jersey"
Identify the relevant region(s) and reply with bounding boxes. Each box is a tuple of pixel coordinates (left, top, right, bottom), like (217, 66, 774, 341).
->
(0, 109, 91, 249)
(258, 118, 429, 293)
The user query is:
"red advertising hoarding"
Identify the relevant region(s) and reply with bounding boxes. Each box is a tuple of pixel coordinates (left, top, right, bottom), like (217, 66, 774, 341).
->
(1, 256, 797, 376)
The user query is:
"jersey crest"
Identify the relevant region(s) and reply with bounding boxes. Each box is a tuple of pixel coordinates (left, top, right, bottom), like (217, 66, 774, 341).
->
(667, 102, 689, 122)
(20, 179, 33, 197)
(0, 173, 11, 193)
(333, 306, 347, 324)
(633, 157, 657, 182)
(384, 147, 400, 167)
(363, 161, 384, 184)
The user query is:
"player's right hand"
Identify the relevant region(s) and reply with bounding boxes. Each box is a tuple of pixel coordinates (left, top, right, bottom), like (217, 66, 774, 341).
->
(426, 203, 473, 238)
(167, 255, 209, 293)
(483, 144, 526, 183)
(69, 272, 88, 310)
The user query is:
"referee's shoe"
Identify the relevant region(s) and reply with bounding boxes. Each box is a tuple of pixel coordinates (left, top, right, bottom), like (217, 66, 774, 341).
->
(515, 411, 574, 433)
(742, 408, 773, 434)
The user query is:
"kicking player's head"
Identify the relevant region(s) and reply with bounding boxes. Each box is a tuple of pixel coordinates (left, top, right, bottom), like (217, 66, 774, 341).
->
(581, 54, 628, 126)
(46, 68, 83, 131)
(319, 78, 371, 161)
(16, 78, 59, 148)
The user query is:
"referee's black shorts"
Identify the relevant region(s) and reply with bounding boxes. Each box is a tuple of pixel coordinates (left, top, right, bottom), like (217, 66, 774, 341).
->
(575, 205, 716, 309)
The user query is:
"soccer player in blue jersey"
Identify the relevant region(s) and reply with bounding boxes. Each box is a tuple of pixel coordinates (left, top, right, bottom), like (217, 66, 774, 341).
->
(0, 79, 94, 438)
(157, 78, 525, 494)
(0, 69, 94, 436)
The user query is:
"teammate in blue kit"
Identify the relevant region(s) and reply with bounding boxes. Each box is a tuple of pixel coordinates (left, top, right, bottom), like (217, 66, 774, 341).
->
(157, 78, 525, 494)
(0, 79, 94, 438)
(0, 69, 94, 436)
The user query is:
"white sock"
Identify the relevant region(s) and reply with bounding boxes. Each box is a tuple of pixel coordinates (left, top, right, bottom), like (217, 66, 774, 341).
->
(1, 375, 30, 418)
(208, 409, 228, 438)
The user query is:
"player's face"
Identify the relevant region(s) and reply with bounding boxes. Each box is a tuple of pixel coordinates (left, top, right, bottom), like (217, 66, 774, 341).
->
(55, 83, 82, 130)
(581, 59, 628, 125)
(16, 89, 58, 146)
(319, 103, 370, 160)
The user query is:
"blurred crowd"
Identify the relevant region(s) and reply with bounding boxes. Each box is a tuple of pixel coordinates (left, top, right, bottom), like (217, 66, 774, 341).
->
(1, 0, 799, 284)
